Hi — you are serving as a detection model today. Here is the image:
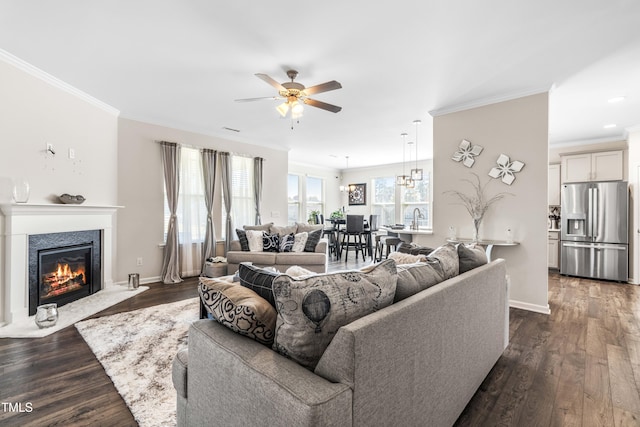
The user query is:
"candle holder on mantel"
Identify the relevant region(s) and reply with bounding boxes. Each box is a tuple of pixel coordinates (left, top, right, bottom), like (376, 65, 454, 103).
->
(12, 178, 30, 203)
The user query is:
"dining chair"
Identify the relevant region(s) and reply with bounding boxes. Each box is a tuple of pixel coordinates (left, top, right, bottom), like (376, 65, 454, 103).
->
(340, 214, 365, 261)
(362, 214, 379, 260)
(319, 214, 339, 258)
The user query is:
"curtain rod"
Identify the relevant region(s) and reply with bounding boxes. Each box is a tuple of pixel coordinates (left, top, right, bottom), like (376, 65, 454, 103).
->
(155, 140, 263, 160)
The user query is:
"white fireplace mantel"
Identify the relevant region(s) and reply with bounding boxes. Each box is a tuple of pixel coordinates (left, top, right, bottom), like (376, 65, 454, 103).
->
(0, 203, 122, 326)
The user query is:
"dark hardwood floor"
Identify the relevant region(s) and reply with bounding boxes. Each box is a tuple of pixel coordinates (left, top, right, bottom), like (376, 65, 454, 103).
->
(2, 263, 640, 426)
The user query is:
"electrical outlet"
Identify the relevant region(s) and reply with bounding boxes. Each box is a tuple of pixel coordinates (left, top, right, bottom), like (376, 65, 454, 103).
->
(136, 257, 143, 266)
(68, 148, 75, 159)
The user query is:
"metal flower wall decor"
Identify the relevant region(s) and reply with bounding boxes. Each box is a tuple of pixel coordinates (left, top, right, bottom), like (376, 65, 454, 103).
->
(452, 139, 484, 168)
(488, 154, 525, 185)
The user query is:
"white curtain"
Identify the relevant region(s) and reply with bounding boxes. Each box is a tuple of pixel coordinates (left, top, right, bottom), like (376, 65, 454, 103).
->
(177, 147, 206, 277)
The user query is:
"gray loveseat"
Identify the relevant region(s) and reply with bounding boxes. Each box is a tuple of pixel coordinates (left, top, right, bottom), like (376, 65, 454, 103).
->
(226, 222, 328, 274)
(172, 258, 509, 427)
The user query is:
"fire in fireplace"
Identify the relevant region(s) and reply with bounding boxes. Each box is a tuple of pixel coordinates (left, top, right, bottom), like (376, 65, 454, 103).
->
(39, 245, 91, 301)
(28, 230, 101, 315)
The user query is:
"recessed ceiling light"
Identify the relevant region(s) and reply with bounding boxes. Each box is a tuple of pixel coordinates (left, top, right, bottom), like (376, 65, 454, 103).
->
(608, 96, 626, 103)
(603, 124, 617, 129)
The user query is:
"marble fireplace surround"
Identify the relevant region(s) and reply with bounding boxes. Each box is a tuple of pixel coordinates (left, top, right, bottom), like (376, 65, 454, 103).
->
(0, 204, 120, 326)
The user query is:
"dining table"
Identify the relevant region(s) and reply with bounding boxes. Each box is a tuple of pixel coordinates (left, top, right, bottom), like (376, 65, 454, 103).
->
(326, 217, 372, 260)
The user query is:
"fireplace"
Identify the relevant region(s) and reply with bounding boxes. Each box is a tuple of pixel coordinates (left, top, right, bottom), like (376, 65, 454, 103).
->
(28, 230, 101, 316)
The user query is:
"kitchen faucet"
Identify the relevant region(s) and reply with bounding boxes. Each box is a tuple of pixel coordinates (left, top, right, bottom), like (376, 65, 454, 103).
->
(411, 208, 424, 230)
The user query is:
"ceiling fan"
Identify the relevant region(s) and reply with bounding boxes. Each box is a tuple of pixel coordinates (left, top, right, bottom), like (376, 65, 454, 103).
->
(235, 70, 342, 120)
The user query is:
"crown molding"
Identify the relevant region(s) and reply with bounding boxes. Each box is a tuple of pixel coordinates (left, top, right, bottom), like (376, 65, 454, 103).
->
(550, 134, 628, 148)
(0, 49, 120, 116)
(429, 85, 551, 117)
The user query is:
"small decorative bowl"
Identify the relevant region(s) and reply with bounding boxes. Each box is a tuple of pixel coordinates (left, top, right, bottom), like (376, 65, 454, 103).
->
(59, 194, 86, 204)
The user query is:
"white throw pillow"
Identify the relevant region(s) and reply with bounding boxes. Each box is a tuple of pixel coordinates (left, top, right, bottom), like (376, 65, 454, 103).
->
(246, 230, 264, 252)
(291, 232, 308, 252)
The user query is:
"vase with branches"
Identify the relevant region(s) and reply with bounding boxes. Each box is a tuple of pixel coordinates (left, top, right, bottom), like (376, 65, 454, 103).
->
(444, 173, 513, 242)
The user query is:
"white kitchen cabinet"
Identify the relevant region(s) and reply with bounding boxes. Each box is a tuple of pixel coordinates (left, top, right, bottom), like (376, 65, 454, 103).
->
(548, 231, 559, 269)
(561, 150, 623, 183)
(548, 163, 560, 205)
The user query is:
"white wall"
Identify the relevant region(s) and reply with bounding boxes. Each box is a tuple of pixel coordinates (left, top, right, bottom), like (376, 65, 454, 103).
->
(0, 55, 119, 205)
(0, 53, 119, 320)
(339, 160, 433, 221)
(425, 93, 550, 313)
(116, 118, 288, 283)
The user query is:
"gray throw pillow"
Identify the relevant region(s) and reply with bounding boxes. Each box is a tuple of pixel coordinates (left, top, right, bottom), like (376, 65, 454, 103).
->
(457, 243, 488, 273)
(272, 259, 397, 370)
(397, 242, 435, 256)
(427, 243, 459, 279)
(394, 261, 446, 302)
(244, 222, 273, 231)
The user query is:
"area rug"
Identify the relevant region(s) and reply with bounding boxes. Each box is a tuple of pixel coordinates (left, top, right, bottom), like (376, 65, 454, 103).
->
(0, 285, 149, 338)
(75, 297, 199, 427)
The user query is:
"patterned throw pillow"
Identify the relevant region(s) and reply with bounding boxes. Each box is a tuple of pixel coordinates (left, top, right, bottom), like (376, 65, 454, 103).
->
(262, 232, 280, 252)
(199, 276, 277, 346)
(280, 233, 295, 252)
(292, 232, 308, 252)
(246, 230, 264, 252)
(235, 229, 250, 251)
(303, 229, 322, 252)
(271, 259, 397, 369)
(238, 263, 279, 307)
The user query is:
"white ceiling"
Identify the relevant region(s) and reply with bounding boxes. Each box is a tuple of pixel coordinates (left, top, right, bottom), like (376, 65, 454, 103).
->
(2, 0, 640, 169)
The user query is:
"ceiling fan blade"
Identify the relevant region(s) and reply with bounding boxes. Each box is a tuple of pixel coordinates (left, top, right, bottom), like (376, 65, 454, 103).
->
(234, 96, 281, 102)
(302, 80, 342, 96)
(255, 73, 286, 91)
(303, 98, 342, 113)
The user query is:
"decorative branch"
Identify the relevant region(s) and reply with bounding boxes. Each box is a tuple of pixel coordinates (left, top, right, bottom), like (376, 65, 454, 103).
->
(444, 172, 513, 222)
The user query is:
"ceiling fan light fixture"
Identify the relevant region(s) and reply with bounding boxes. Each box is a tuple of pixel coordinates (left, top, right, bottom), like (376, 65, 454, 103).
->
(291, 100, 304, 119)
(276, 102, 289, 117)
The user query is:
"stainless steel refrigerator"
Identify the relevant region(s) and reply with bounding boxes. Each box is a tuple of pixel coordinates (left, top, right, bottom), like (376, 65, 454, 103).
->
(560, 181, 628, 282)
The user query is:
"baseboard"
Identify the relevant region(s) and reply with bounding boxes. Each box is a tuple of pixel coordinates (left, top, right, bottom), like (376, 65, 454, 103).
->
(113, 276, 161, 287)
(509, 299, 551, 315)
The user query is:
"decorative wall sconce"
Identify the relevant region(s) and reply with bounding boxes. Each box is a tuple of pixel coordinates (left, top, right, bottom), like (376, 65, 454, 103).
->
(488, 154, 525, 185)
(452, 139, 483, 168)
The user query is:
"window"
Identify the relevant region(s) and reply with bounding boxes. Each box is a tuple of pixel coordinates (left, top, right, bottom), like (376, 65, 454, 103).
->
(371, 176, 396, 225)
(401, 172, 431, 228)
(370, 172, 431, 228)
(287, 174, 325, 224)
(223, 155, 255, 238)
(288, 174, 300, 224)
(306, 176, 324, 222)
(163, 147, 206, 243)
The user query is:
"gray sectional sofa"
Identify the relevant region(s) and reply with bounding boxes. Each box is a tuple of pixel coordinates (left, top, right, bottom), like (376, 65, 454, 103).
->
(172, 258, 509, 426)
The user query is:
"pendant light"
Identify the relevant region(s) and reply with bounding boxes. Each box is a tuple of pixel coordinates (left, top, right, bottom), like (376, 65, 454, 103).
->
(410, 119, 423, 181)
(396, 133, 410, 186)
(405, 140, 415, 188)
